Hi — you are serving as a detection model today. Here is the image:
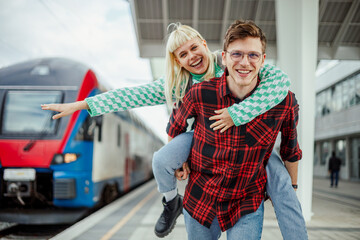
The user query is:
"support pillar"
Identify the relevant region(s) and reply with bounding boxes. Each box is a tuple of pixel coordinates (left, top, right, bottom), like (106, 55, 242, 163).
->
(275, 0, 319, 221)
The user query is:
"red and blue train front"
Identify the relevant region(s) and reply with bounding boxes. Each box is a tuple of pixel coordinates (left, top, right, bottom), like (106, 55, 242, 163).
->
(0, 105, 98, 210)
(0, 59, 102, 215)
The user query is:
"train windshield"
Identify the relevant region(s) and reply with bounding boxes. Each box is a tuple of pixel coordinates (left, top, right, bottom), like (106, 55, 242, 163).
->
(2, 91, 62, 135)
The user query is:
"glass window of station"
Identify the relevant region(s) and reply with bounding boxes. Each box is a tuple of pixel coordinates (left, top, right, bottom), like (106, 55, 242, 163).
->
(320, 141, 331, 166)
(316, 71, 360, 118)
(351, 137, 360, 179)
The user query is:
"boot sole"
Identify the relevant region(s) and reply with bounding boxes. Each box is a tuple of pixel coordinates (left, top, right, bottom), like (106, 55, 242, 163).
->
(154, 207, 182, 238)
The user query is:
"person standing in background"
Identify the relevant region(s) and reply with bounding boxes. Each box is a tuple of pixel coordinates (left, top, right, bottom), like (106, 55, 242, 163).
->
(328, 151, 342, 188)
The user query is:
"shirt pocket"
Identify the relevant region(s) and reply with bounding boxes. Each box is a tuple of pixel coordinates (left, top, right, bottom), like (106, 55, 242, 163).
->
(246, 116, 276, 147)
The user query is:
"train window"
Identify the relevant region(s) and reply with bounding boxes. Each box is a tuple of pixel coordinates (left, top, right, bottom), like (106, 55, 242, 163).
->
(1, 91, 61, 135)
(356, 74, 360, 105)
(75, 115, 96, 141)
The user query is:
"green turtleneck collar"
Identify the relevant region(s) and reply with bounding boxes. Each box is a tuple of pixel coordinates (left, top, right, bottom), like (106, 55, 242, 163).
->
(190, 63, 223, 82)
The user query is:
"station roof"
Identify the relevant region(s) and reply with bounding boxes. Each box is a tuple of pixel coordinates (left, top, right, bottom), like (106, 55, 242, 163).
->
(129, 0, 360, 61)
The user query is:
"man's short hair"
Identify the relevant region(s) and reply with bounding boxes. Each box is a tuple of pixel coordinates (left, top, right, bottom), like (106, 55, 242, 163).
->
(223, 20, 267, 53)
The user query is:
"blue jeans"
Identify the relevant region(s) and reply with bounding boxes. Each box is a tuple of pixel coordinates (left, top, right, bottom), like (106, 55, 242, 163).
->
(152, 131, 308, 240)
(330, 170, 339, 186)
(152, 131, 194, 193)
(266, 151, 308, 240)
(183, 201, 264, 240)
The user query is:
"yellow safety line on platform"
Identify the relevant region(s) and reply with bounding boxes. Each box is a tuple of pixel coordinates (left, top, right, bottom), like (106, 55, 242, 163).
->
(101, 188, 158, 240)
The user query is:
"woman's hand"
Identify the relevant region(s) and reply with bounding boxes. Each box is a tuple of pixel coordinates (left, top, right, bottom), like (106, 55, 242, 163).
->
(175, 162, 190, 181)
(41, 101, 88, 120)
(209, 108, 234, 132)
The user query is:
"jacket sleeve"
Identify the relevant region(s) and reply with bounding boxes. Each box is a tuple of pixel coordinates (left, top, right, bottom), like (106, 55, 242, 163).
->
(85, 77, 166, 117)
(227, 64, 291, 126)
(279, 93, 302, 162)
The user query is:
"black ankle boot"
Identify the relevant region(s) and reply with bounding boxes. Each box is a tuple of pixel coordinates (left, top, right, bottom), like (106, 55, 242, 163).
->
(154, 194, 183, 238)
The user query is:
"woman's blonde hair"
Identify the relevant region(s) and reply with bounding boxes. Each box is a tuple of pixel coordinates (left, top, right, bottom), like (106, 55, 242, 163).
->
(165, 23, 216, 108)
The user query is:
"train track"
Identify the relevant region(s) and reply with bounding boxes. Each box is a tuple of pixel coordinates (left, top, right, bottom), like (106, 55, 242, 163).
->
(0, 180, 152, 239)
(0, 223, 69, 239)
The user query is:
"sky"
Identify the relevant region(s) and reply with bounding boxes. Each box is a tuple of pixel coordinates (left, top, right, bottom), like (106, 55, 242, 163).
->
(0, 0, 169, 142)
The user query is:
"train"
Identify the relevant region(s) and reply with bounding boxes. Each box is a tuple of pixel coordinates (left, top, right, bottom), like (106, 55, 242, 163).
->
(0, 58, 164, 224)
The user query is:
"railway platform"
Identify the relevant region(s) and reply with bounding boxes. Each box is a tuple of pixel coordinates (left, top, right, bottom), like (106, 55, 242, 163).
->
(50, 177, 360, 240)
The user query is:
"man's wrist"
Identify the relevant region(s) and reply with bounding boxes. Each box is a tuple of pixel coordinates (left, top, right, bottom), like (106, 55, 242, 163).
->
(292, 184, 298, 189)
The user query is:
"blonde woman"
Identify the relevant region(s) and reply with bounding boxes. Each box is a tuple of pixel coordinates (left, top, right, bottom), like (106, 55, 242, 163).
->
(42, 23, 306, 239)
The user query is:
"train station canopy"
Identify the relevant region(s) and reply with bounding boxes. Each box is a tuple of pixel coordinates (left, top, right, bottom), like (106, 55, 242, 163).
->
(129, 0, 360, 60)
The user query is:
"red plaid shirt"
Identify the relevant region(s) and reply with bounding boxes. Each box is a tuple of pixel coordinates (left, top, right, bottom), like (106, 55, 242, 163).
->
(167, 70, 302, 231)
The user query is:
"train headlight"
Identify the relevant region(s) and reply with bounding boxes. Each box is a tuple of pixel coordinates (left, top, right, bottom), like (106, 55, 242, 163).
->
(52, 154, 64, 164)
(64, 153, 78, 163)
(51, 153, 79, 165)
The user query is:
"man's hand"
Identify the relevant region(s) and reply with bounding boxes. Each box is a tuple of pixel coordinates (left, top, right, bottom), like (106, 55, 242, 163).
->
(175, 162, 190, 180)
(41, 101, 89, 120)
(209, 108, 234, 133)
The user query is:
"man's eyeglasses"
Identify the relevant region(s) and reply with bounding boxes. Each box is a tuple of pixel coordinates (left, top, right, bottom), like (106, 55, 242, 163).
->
(225, 50, 263, 63)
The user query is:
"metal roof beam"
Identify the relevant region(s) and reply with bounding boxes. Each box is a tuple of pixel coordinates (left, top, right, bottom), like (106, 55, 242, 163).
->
(193, 0, 199, 30)
(220, 0, 231, 47)
(254, 0, 264, 23)
(331, 0, 359, 56)
(129, 0, 142, 46)
(162, 0, 169, 40)
(319, 45, 360, 60)
(139, 41, 278, 59)
(319, 0, 328, 21)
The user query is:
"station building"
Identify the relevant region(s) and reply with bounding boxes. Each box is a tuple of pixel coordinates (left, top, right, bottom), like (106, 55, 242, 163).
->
(314, 61, 360, 181)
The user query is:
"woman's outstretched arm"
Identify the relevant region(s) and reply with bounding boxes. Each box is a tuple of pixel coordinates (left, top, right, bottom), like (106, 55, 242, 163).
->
(42, 78, 166, 118)
(41, 101, 89, 120)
